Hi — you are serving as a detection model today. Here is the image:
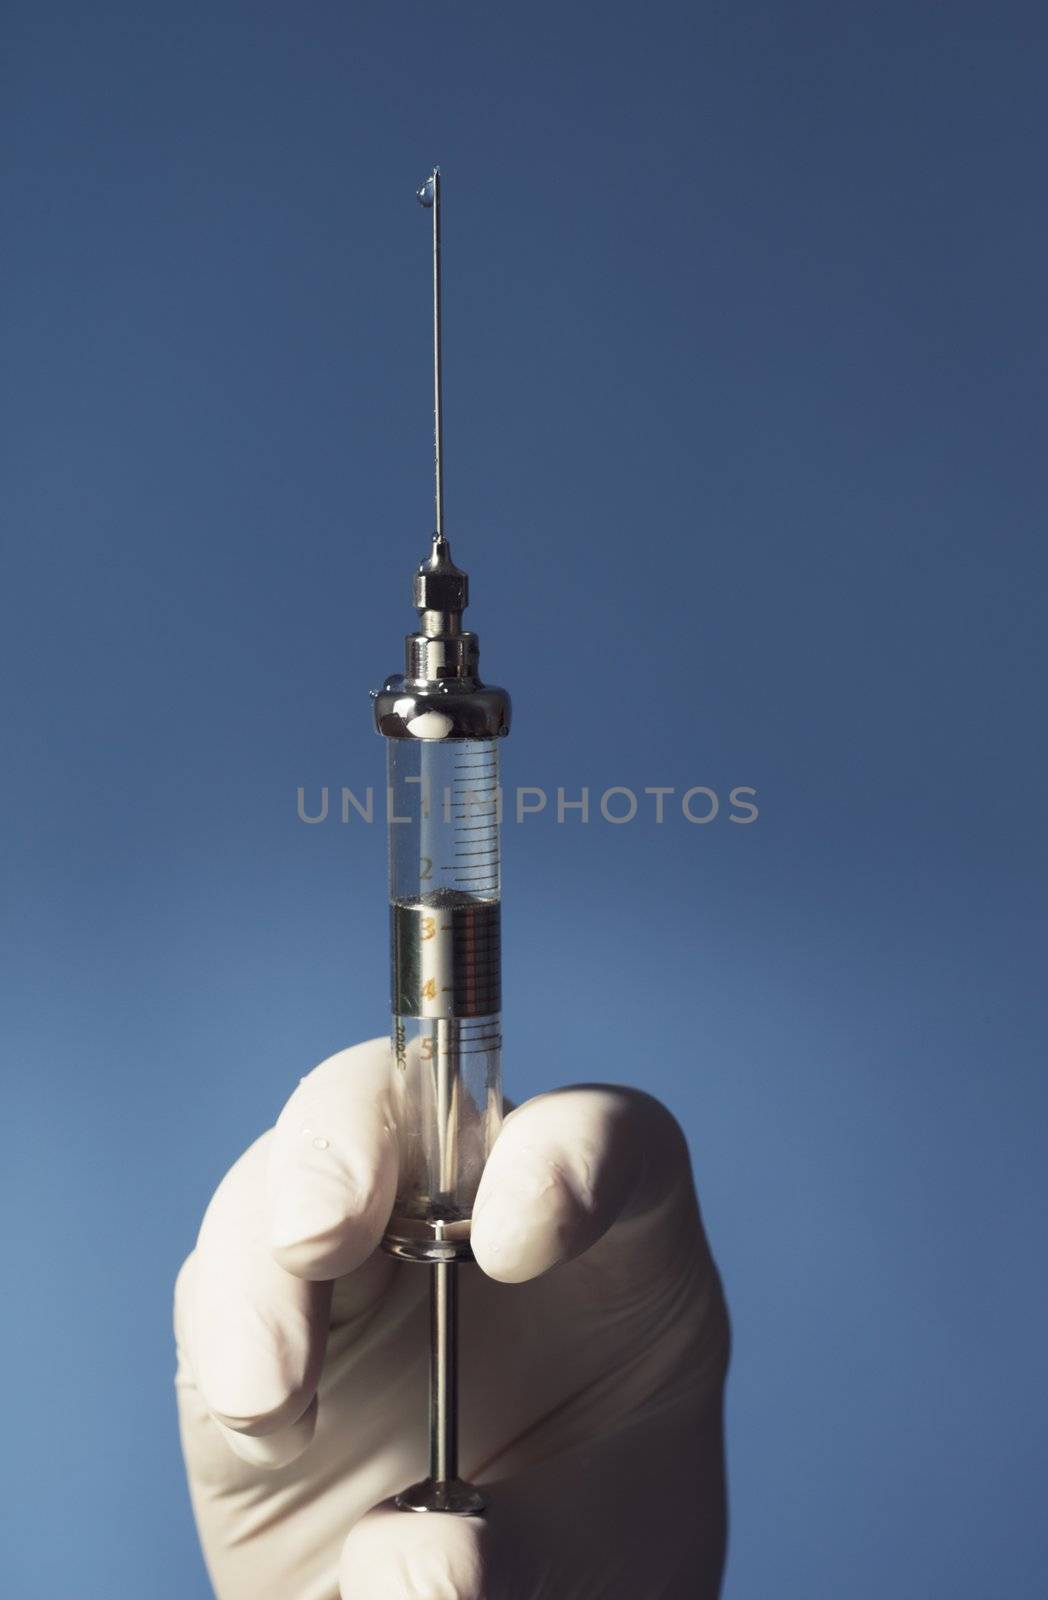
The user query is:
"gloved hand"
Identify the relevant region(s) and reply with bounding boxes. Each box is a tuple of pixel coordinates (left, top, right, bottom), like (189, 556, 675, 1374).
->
(175, 1039, 729, 1599)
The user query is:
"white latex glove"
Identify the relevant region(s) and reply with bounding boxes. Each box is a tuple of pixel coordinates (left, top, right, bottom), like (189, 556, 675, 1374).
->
(175, 1039, 729, 1599)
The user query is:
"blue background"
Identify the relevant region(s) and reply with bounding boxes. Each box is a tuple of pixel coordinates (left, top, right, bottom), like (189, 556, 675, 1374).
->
(2, 3, 1046, 1594)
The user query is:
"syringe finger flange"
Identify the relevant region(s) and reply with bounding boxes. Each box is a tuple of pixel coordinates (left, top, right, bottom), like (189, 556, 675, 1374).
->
(382, 1219, 475, 1263)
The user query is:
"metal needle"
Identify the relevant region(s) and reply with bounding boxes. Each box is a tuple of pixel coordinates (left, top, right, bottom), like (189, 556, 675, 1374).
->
(417, 168, 444, 540)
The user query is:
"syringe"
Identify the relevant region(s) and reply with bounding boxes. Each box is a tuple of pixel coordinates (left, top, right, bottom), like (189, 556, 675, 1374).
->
(372, 170, 510, 1516)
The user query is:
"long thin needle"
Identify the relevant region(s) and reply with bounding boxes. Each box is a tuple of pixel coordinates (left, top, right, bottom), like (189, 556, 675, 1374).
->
(418, 168, 444, 539)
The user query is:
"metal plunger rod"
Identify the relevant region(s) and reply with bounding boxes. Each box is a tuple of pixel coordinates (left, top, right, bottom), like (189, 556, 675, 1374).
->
(433, 1017, 458, 1487)
(430, 1260, 458, 1484)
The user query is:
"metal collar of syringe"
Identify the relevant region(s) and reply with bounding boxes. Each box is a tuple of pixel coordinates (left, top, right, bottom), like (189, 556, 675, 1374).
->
(372, 677, 511, 741)
(372, 532, 511, 741)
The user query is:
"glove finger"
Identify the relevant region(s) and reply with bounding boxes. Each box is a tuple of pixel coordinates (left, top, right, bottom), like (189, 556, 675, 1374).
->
(213, 1393, 319, 1468)
(189, 1133, 332, 1447)
(267, 1038, 398, 1281)
(470, 1085, 693, 1284)
(340, 1501, 490, 1600)
(185, 1039, 398, 1463)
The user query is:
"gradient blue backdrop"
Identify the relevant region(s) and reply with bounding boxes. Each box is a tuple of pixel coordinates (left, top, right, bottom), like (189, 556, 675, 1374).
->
(2, 3, 1045, 1595)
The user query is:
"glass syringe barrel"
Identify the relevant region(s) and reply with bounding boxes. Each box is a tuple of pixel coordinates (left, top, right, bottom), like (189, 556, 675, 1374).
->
(383, 737, 503, 1260)
(373, 532, 510, 1264)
